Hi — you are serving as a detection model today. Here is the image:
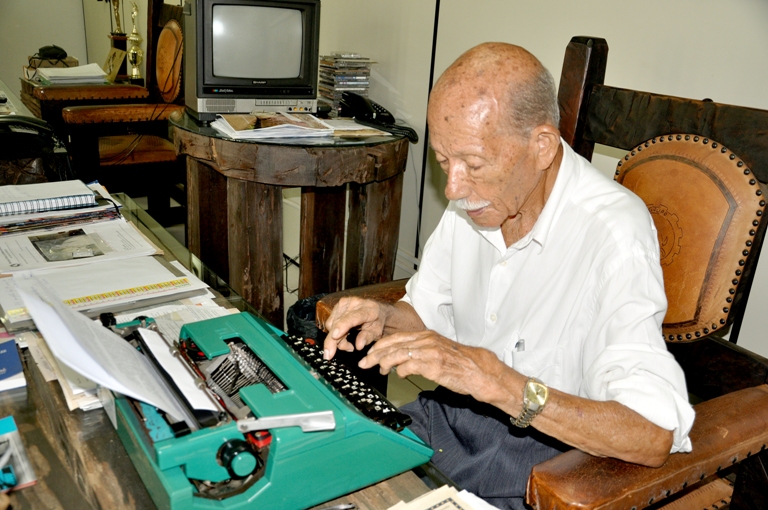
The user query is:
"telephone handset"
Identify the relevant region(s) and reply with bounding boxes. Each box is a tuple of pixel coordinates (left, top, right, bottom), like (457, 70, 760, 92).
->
(339, 92, 418, 143)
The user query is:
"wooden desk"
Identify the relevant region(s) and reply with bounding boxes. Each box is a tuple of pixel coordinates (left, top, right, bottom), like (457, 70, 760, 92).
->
(172, 112, 409, 327)
(2, 195, 431, 510)
(19, 78, 148, 136)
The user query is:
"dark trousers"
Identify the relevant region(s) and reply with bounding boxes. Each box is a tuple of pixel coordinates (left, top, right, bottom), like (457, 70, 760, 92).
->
(401, 387, 568, 510)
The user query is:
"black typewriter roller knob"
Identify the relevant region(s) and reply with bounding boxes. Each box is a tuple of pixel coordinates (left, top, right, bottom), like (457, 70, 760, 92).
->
(218, 439, 258, 480)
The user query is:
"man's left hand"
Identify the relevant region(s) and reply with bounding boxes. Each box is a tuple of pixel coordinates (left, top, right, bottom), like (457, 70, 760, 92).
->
(359, 330, 523, 406)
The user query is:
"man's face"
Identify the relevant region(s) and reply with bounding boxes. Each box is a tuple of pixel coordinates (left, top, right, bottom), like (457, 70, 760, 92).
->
(429, 97, 540, 230)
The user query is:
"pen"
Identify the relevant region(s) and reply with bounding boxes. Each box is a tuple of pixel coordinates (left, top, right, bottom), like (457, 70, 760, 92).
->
(316, 504, 356, 510)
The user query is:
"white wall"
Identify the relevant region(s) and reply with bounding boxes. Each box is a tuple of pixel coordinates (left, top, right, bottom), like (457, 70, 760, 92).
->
(319, 0, 438, 278)
(0, 0, 87, 92)
(319, 0, 768, 356)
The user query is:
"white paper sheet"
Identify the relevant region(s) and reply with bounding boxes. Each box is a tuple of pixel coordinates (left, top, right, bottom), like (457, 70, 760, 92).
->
(19, 283, 188, 421)
(0, 219, 158, 273)
(139, 328, 217, 412)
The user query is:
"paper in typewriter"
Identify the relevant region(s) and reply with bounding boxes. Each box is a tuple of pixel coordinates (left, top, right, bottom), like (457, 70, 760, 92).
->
(18, 282, 188, 421)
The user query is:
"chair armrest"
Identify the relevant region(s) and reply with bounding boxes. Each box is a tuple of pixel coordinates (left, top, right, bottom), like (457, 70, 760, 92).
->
(526, 384, 768, 510)
(33, 84, 149, 102)
(62, 104, 185, 124)
(315, 279, 409, 330)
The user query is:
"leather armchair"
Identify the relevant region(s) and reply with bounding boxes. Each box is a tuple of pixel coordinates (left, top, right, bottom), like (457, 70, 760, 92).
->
(316, 36, 768, 510)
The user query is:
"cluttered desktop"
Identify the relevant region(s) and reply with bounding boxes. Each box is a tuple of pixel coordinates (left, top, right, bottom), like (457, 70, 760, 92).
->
(0, 180, 443, 510)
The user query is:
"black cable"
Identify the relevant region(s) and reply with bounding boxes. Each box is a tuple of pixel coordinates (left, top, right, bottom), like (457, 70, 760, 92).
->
(413, 0, 441, 267)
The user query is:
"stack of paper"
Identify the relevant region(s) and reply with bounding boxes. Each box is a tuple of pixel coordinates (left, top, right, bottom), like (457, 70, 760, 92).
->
(37, 63, 107, 85)
(211, 112, 333, 139)
(0, 183, 120, 236)
(0, 257, 210, 331)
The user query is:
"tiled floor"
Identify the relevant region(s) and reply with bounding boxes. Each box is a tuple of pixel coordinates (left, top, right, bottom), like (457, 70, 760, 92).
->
(135, 195, 436, 406)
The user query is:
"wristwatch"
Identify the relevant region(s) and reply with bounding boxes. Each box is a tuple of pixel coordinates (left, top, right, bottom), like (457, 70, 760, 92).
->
(510, 377, 548, 428)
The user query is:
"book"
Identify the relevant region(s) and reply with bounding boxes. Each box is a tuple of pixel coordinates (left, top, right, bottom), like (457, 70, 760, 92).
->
(0, 337, 25, 392)
(0, 180, 97, 217)
(210, 112, 334, 139)
(0, 416, 37, 492)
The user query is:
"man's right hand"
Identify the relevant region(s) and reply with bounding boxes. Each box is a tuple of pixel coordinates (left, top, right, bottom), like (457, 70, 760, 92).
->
(323, 297, 390, 360)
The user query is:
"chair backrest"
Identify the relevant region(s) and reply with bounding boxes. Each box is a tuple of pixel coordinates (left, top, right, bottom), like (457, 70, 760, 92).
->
(558, 36, 768, 345)
(557, 36, 768, 400)
(145, 0, 184, 104)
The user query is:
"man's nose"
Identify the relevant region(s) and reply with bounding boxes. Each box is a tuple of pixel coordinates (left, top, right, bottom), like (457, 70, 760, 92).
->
(444, 167, 469, 201)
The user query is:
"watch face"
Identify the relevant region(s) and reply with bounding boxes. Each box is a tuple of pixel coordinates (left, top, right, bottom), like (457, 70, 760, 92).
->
(525, 380, 548, 408)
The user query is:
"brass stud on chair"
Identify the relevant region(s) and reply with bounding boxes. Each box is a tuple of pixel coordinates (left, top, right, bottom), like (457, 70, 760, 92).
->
(694, 136, 700, 142)
(676, 134, 682, 140)
(712, 142, 718, 148)
(730, 154, 736, 160)
(703, 138, 709, 144)
(738, 161, 744, 167)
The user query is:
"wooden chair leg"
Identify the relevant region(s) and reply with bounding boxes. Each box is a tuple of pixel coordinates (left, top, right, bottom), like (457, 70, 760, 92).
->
(730, 449, 768, 510)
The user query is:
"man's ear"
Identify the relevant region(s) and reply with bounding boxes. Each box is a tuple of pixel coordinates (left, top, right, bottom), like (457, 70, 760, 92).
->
(530, 125, 561, 171)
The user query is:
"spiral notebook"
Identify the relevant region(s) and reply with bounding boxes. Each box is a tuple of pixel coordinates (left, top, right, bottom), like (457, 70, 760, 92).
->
(0, 180, 97, 217)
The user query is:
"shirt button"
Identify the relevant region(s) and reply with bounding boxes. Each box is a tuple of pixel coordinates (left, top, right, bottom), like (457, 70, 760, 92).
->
(500, 260, 507, 267)
(489, 313, 497, 323)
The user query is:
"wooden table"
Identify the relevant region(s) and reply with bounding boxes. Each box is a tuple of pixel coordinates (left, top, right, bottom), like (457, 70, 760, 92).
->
(1, 195, 431, 510)
(171, 112, 409, 327)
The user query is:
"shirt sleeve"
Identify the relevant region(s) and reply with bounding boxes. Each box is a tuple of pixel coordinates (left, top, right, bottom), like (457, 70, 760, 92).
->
(401, 205, 458, 340)
(581, 251, 696, 454)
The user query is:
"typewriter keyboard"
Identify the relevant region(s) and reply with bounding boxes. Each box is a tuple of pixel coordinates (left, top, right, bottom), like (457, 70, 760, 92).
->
(283, 335, 412, 432)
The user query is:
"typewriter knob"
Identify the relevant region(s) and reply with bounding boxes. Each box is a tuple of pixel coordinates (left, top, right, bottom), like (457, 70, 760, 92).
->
(218, 439, 258, 479)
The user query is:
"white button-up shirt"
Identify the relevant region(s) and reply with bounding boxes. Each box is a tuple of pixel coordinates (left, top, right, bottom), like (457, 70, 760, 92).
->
(403, 140, 695, 453)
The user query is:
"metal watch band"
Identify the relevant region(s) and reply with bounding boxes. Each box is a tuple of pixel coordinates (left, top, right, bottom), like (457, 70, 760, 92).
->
(511, 406, 539, 428)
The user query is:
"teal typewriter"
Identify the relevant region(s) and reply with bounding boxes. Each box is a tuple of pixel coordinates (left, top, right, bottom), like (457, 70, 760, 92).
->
(112, 312, 433, 510)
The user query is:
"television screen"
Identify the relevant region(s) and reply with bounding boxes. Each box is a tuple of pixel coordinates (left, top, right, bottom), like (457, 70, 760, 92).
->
(212, 5, 303, 79)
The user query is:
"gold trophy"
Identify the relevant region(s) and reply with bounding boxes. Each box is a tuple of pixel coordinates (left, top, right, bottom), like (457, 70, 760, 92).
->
(127, 2, 144, 80)
(112, 0, 124, 34)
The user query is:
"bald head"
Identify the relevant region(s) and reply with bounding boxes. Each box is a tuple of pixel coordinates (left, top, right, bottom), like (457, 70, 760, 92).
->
(429, 42, 560, 139)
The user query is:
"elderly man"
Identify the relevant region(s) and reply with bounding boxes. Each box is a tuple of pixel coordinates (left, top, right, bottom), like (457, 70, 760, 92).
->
(324, 42, 695, 510)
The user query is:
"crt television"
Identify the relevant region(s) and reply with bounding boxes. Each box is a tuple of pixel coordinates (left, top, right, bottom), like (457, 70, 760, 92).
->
(184, 0, 320, 122)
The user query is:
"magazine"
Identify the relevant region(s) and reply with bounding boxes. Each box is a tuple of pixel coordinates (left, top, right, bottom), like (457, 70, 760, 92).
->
(210, 112, 334, 139)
